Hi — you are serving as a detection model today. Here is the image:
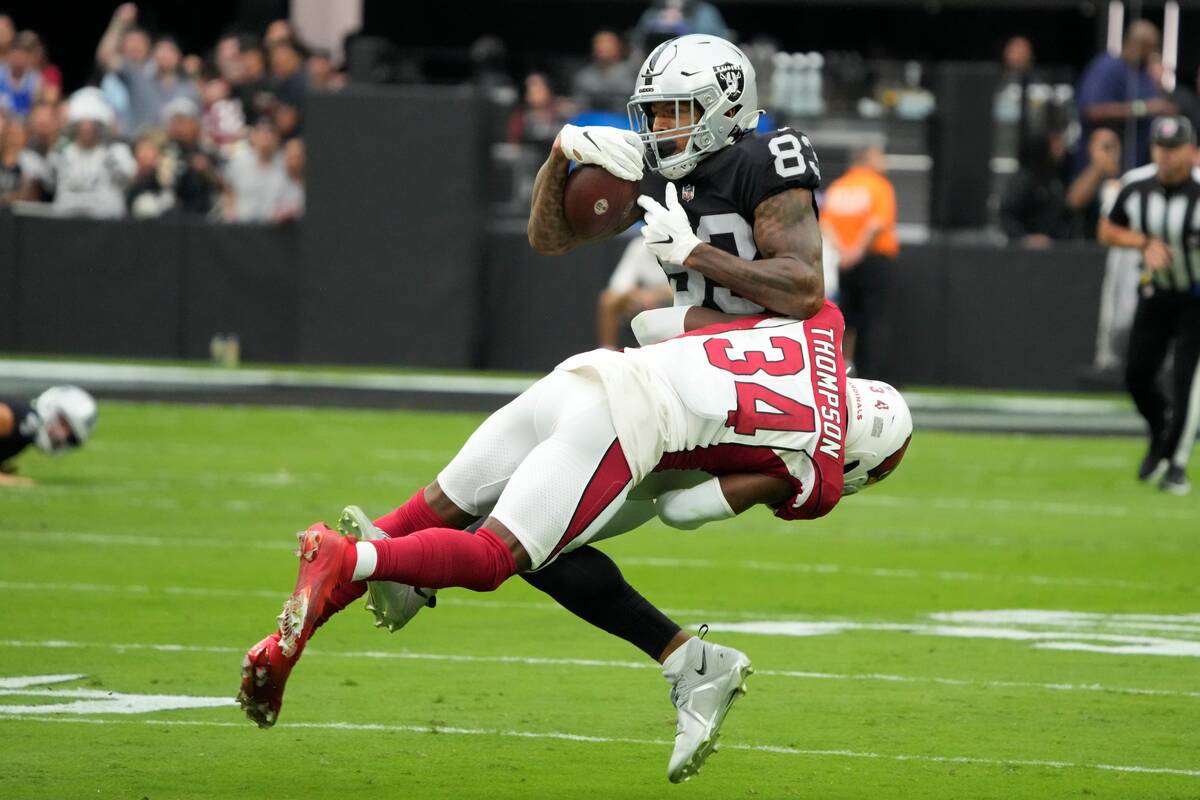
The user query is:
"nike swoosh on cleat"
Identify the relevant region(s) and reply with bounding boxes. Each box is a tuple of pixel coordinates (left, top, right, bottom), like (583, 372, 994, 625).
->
(695, 648, 707, 676)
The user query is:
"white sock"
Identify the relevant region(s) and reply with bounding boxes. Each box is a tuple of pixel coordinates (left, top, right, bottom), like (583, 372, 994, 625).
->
(351, 541, 378, 581)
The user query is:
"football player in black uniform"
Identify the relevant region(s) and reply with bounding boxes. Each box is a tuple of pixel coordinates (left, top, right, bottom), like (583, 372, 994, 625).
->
(524, 34, 828, 780)
(239, 35, 832, 784)
(0, 386, 98, 486)
(531, 34, 825, 335)
(448, 34, 829, 779)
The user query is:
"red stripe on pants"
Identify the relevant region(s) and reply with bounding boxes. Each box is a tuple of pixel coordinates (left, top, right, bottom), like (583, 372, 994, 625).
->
(548, 438, 632, 560)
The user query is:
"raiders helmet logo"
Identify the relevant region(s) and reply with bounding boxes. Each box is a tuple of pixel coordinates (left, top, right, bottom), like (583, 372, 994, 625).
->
(713, 62, 745, 102)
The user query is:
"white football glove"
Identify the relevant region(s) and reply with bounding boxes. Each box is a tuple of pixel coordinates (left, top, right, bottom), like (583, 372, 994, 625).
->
(637, 182, 702, 266)
(558, 124, 644, 182)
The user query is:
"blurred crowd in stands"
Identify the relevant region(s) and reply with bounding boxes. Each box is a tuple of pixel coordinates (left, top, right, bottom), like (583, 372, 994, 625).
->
(998, 21, 1200, 248)
(486, 1, 1200, 249)
(0, 3, 344, 222)
(2, 0, 1197, 243)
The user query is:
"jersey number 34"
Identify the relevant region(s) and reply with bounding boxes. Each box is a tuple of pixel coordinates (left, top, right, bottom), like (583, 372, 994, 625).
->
(704, 336, 816, 435)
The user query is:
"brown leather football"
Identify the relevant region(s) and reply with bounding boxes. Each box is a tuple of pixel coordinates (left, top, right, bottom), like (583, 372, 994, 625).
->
(562, 165, 641, 237)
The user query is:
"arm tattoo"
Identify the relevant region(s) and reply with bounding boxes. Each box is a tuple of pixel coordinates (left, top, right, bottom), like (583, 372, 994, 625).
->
(684, 188, 824, 318)
(527, 147, 641, 255)
(527, 149, 575, 255)
(753, 188, 823, 272)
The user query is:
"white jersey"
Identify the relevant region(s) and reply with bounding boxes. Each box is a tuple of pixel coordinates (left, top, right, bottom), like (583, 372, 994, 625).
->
(47, 141, 135, 219)
(558, 301, 848, 520)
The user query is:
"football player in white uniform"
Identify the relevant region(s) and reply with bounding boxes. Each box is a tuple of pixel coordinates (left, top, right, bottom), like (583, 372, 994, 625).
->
(239, 36, 904, 783)
(239, 305, 912, 780)
(0, 386, 98, 486)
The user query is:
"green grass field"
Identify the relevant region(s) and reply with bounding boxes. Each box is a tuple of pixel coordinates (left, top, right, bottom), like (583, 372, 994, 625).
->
(1, 401, 1197, 799)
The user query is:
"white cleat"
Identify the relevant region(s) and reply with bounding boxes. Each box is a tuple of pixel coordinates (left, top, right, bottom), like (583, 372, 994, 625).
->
(336, 505, 437, 632)
(662, 628, 753, 783)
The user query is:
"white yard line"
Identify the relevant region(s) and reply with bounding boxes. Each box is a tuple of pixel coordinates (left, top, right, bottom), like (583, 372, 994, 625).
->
(3, 531, 294, 551)
(0, 579, 805, 621)
(0, 359, 1136, 416)
(855, 494, 1200, 522)
(0, 360, 537, 396)
(618, 557, 1165, 591)
(0, 714, 1195, 778)
(2, 532, 1170, 591)
(0, 638, 1195, 699)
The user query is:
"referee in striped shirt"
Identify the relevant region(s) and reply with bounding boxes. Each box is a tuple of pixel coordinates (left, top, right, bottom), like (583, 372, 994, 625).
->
(1099, 115, 1200, 495)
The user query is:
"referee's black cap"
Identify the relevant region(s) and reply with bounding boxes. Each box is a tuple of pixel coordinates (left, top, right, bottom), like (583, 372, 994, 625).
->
(1151, 115, 1196, 148)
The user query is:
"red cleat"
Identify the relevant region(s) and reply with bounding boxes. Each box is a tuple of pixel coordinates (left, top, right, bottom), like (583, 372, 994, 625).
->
(237, 522, 356, 728)
(277, 523, 356, 659)
(236, 631, 295, 728)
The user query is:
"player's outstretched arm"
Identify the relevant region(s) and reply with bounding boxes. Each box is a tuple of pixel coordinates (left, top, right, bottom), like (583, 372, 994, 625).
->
(527, 138, 641, 256)
(656, 473, 792, 530)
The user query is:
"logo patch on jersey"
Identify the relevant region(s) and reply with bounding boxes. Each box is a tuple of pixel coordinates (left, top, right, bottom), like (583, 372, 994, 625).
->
(681, 185, 695, 202)
(713, 62, 744, 102)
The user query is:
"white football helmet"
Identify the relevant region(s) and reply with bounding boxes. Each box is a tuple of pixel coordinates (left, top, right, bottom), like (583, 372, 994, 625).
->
(627, 34, 762, 180)
(33, 386, 98, 455)
(66, 87, 116, 129)
(842, 379, 912, 496)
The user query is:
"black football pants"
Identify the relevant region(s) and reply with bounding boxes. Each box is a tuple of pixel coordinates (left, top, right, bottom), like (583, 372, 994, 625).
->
(1124, 291, 1200, 469)
(839, 253, 893, 379)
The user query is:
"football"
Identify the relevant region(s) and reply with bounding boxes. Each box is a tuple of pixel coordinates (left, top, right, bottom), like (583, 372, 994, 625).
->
(562, 165, 641, 237)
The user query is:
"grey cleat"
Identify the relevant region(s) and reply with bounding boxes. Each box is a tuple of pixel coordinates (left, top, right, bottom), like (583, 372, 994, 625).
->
(663, 627, 753, 783)
(336, 505, 437, 632)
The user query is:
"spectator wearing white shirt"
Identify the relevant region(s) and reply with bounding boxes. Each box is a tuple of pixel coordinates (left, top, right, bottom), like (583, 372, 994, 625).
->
(46, 88, 135, 219)
(222, 120, 287, 223)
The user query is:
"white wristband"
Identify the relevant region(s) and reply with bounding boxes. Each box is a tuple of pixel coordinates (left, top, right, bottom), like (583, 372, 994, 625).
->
(631, 305, 690, 346)
(655, 476, 736, 530)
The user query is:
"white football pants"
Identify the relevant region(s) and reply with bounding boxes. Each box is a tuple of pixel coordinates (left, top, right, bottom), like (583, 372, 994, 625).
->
(437, 370, 636, 569)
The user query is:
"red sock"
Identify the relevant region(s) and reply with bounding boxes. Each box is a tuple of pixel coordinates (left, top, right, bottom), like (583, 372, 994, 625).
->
(313, 490, 450, 630)
(368, 527, 516, 592)
(373, 489, 447, 538)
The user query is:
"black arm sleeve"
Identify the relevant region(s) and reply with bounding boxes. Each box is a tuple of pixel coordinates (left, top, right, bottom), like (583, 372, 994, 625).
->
(521, 545, 681, 661)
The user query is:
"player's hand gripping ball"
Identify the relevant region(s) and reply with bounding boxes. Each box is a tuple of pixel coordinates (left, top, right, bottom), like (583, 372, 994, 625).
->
(558, 124, 644, 181)
(638, 182, 702, 266)
(559, 125, 644, 237)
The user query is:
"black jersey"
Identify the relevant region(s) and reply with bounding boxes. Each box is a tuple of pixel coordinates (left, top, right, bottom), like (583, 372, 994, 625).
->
(639, 127, 821, 313)
(0, 397, 39, 463)
(1108, 165, 1200, 294)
